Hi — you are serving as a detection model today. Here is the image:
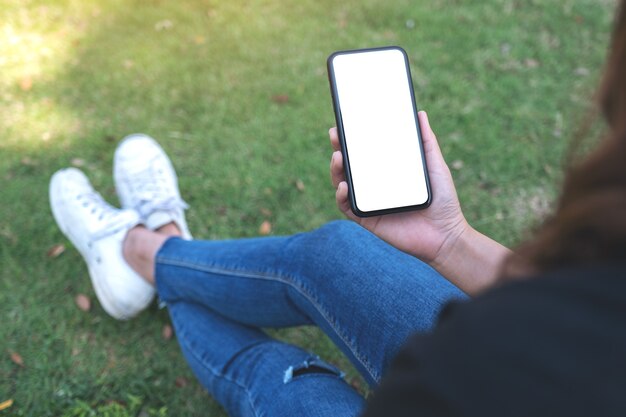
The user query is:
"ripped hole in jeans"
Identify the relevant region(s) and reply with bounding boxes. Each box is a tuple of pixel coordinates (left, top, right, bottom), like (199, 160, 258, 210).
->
(283, 357, 344, 384)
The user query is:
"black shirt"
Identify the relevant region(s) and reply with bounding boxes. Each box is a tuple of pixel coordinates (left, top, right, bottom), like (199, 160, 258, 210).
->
(362, 263, 626, 417)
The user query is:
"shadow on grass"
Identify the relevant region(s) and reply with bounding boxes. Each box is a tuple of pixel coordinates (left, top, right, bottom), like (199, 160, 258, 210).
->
(1, 1, 369, 415)
(1, 0, 614, 415)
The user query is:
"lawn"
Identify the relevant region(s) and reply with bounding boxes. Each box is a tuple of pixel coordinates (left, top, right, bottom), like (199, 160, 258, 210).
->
(0, 0, 615, 415)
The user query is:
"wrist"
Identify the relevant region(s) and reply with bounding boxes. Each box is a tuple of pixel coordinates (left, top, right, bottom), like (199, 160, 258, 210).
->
(430, 218, 473, 274)
(430, 221, 511, 295)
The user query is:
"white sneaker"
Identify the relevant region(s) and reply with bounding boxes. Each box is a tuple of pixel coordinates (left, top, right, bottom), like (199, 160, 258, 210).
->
(113, 134, 192, 239)
(49, 168, 155, 320)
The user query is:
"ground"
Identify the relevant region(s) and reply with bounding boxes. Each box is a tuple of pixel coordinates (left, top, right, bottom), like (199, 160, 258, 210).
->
(0, 0, 615, 415)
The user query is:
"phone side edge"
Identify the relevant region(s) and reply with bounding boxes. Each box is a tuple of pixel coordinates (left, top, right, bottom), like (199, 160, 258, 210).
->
(327, 52, 362, 217)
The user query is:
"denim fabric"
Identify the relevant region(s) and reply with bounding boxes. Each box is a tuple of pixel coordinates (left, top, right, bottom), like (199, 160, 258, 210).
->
(155, 220, 467, 417)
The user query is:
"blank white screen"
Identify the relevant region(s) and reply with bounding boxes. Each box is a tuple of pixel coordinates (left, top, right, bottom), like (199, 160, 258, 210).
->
(332, 49, 428, 213)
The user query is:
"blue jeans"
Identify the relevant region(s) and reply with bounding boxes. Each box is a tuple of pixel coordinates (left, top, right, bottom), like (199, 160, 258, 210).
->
(155, 220, 466, 417)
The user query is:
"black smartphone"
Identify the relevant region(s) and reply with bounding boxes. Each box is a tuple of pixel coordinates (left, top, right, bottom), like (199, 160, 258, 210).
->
(327, 46, 431, 217)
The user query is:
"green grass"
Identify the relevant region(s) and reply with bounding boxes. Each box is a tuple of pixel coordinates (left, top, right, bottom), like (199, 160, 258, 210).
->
(0, 0, 615, 415)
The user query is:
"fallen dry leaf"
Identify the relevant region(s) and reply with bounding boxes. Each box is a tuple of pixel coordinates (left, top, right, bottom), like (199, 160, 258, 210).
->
(451, 160, 464, 170)
(75, 294, 91, 312)
(0, 228, 17, 245)
(295, 179, 305, 192)
(0, 399, 13, 411)
(543, 164, 554, 176)
(259, 221, 272, 235)
(338, 12, 348, 29)
(382, 30, 396, 40)
(71, 158, 86, 167)
(20, 157, 36, 166)
(104, 399, 125, 407)
(19, 76, 33, 91)
(348, 377, 363, 391)
(162, 324, 173, 340)
(175, 376, 189, 388)
(524, 58, 539, 69)
(271, 94, 289, 104)
(9, 351, 24, 367)
(47, 244, 66, 258)
(155, 19, 173, 31)
(575, 67, 590, 77)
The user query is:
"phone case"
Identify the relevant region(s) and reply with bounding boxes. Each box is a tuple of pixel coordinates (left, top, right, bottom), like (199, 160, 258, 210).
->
(327, 46, 432, 217)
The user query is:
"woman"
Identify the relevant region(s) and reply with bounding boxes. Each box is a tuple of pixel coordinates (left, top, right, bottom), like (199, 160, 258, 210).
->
(49, 1, 626, 415)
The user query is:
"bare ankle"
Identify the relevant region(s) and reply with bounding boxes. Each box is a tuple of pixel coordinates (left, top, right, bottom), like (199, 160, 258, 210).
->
(157, 222, 182, 237)
(123, 226, 146, 265)
(122, 226, 161, 286)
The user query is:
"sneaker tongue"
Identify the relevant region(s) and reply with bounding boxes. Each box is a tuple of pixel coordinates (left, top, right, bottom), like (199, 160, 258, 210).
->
(92, 211, 140, 241)
(137, 196, 188, 218)
(145, 210, 176, 231)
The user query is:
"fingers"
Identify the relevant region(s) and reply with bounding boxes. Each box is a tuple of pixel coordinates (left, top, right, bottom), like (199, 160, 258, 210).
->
(418, 110, 447, 169)
(328, 127, 341, 152)
(330, 150, 345, 188)
(335, 181, 357, 220)
(329, 126, 346, 186)
(329, 128, 355, 220)
(417, 111, 438, 154)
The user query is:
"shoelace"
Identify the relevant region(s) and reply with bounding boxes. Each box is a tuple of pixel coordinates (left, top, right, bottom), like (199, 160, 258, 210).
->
(136, 196, 189, 218)
(128, 159, 188, 218)
(75, 190, 133, 241)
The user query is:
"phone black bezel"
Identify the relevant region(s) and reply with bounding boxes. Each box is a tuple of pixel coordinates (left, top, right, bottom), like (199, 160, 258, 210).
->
(327, 45, 432, 217)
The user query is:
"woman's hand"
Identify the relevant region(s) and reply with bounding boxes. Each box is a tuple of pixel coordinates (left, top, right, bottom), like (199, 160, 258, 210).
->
(330, 111, 510, 294)
(330, 111, 467, 264)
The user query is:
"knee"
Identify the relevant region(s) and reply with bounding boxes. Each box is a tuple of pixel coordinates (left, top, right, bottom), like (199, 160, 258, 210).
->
(286, 220, 370, 261)
(285, 220, 379, 265)
(314, 220, 368, 242)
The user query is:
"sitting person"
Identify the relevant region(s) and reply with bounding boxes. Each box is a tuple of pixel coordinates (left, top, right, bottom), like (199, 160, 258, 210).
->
(49, 1, 626, 415)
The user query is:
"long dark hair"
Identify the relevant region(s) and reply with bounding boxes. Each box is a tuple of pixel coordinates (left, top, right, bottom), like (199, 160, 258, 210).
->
(503, 1, 626, 276)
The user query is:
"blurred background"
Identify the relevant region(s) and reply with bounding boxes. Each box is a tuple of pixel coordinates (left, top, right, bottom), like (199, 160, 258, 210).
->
(0, 0, 615, 415)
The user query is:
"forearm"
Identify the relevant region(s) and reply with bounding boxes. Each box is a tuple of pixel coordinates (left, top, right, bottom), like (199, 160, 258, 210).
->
(431, 223, 512, 296)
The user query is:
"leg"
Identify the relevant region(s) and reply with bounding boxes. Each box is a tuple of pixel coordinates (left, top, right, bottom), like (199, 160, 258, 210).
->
(168, 300, 364, 417)
(123, 225, 170, 283)
(114, 134, 464, 384)
(133, 220, 466, 385)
